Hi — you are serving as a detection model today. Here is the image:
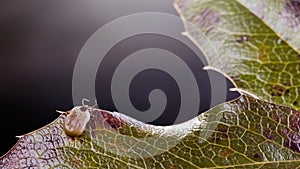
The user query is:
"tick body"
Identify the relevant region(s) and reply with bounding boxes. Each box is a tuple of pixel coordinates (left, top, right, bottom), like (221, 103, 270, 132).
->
(63, 106, 91, 137)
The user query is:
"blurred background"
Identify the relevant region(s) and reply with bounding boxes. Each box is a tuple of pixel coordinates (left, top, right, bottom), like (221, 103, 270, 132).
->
(0, 0, 239, 156)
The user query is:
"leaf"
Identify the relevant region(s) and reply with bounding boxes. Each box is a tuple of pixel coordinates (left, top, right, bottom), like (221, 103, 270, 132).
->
(237, 0, 300, 51)
(174, 0, 300, 110)
(2, 95, 300, 168)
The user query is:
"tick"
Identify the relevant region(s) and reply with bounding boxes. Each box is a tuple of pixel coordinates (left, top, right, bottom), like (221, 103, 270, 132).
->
(57, 99, 96, 137)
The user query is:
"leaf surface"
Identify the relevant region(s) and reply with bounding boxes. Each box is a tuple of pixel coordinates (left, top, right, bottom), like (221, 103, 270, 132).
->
(2, 95, 300, 168)
(237, 0, 300, 51)
(175, 0, 300, 110)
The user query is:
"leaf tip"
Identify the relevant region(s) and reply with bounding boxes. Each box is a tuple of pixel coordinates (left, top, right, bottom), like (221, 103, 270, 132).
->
(56, 110, 66, 114)
(181, 31, 189, 36)
(230, 88, 259, 99)
(15, 135, 24, 138)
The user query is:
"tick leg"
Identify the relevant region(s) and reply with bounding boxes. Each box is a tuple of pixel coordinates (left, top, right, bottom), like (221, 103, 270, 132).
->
(91, 100, 98, 108)
(56, 110, 67, 114)
(82, 98, 90, 106)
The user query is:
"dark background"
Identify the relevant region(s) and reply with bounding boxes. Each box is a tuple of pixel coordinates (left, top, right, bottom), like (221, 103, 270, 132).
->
(0, 0, 239, 156)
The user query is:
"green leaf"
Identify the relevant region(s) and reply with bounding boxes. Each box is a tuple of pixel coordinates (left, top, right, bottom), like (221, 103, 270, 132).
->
(2, 95, 300, 168)
(237, 0, 300, 51)
(174, 0, 300, 110)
